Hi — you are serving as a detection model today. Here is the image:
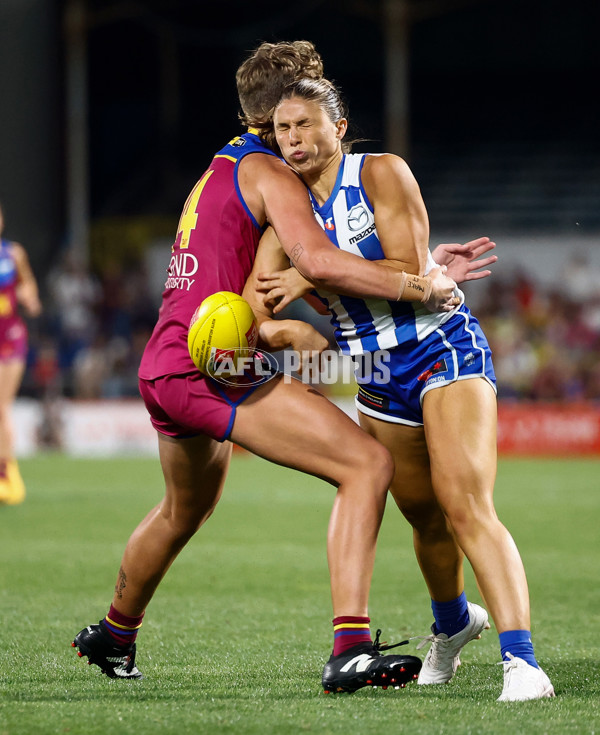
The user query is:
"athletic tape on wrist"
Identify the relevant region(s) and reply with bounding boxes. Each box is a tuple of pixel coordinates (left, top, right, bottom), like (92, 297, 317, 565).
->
(397, 272, 432, 303)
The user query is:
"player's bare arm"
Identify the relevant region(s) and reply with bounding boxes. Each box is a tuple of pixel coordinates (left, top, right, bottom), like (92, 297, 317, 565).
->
(362, 153, 462, 307)
(246, 227, 329, 316)
(243, 226, 291, 317)
(255, 234, 459, 314)
(259, 235, 496, 311)
(361, 153, 429, 275)
(12, 243, 42, 317)
(241, 226, 328, 357)
(249, 154, 458, 312)
(238, 153, 451, 305)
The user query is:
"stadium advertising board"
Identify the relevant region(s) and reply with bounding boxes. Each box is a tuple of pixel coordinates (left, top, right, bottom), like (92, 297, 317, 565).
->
(14, 399, 600, 457)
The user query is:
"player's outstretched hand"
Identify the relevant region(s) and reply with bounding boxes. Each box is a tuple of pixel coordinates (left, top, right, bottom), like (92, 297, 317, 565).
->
(426, 266, 461, 313)
(256, 267, 313, 313)
(292, 322, 329, 374)
(260, 320, 329, 374)
(431, 237, 497, 283)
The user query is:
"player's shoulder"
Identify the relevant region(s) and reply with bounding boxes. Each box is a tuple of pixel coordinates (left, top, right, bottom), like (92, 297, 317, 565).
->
(362, 153, 419, 197)
(0, 239, 23, 256)
(362, 152, 411, 178)
(236, 148, 307, 225)
(239, 149, 297, 181)
(8, 241, 25, 259)
(216, 131, 276, 159)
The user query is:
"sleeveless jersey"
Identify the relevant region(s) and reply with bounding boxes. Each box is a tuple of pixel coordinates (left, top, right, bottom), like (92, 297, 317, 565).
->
(309, 154, 464, 356)
(0, 238, 20, 323)
(139, 132, 278, 380)
(0, 238, 27, 358)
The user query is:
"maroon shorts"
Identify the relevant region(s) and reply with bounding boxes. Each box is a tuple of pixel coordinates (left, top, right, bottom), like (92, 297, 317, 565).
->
(0, 321, 27, 362)
(138, 371, 261, 442)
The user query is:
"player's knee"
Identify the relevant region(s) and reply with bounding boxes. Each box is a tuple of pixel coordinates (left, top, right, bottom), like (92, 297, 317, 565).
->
(163, 495, 220, 539)
(443, 492, 498, 540)
(348, 438, 394, 491)
(399, 498, 447, 537)
(378, 444, 395, 488)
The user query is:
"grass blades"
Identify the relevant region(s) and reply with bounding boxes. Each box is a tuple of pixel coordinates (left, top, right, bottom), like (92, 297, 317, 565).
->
(1, 454, 599, 734)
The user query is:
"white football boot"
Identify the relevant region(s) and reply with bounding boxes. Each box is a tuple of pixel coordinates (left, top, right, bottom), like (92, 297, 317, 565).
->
(497, 653, 555, 701)
(416, 602, 490, 685)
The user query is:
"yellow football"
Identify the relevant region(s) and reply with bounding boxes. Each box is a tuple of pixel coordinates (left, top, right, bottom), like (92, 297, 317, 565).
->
(188, 291, 258, 377)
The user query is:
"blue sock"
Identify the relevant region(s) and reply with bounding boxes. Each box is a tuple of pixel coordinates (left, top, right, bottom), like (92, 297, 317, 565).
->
(499, 629, 538, 668)
(431, 591, 470, 637)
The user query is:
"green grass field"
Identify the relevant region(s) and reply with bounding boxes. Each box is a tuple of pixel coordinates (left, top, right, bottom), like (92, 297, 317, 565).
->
(1, 453, 599, 734)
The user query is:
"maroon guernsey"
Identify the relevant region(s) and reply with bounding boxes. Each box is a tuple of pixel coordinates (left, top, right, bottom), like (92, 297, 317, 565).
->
(139, 132, 278, 380)
(0, 238, 27, 361)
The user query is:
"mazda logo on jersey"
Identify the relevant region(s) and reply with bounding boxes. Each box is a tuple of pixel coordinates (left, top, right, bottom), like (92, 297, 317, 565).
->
(347, 204, 369, 231)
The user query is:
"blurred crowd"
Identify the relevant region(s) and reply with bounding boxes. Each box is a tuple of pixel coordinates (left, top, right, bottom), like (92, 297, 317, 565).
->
(20, 249, 600, 413)
(22, 251, 157, 404)
(477, 254, 600, 402)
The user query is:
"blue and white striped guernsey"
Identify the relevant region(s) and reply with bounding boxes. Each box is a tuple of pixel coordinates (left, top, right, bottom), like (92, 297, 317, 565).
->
(309, 153, 464, 356)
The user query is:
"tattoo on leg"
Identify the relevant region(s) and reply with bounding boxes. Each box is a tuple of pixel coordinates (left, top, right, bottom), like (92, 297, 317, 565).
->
(115, 567, 127, 599)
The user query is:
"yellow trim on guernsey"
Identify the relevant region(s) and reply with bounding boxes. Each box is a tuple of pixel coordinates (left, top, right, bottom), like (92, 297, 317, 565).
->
(213, 154, 237, 162)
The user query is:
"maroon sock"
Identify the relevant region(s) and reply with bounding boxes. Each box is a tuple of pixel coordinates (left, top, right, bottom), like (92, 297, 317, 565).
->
(333, 616, 371, 656)
(103, 605, 144, 647)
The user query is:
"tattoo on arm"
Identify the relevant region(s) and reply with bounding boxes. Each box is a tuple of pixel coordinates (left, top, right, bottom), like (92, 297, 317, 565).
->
(290, 243, 304, 264)
(115, 567, 127, 599)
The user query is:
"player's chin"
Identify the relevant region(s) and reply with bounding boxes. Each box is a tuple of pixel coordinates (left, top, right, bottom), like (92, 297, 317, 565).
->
(287, 156, 311, 172)
(287, 161, 307, 175)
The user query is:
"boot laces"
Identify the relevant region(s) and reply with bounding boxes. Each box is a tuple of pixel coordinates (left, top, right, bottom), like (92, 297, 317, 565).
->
(372, 628, 410, 652)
